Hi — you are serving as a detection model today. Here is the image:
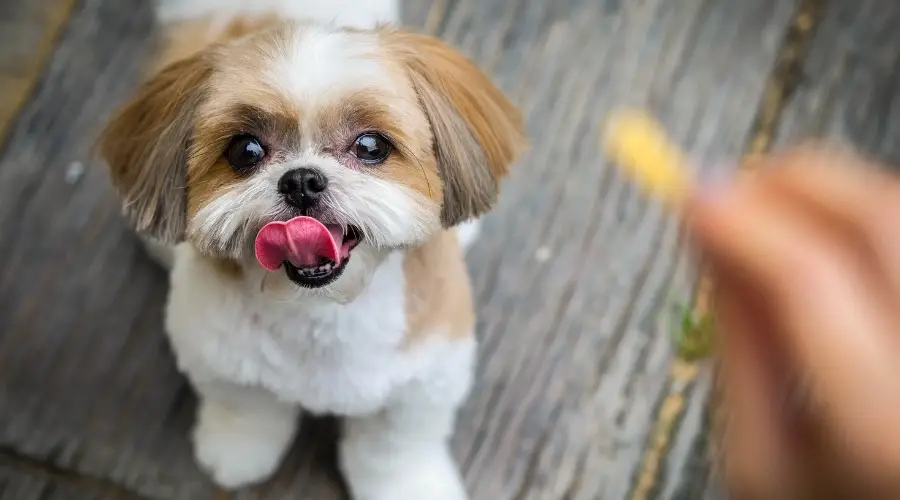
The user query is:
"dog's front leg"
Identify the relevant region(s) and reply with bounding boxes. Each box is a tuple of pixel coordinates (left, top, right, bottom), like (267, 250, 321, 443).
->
(190, 380, 300, 490)
(340, 397, 469, 500)
(339, 341, 475, 500)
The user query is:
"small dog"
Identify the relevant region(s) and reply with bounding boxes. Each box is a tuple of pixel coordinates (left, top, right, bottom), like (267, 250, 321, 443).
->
(98, 0, 525, 498)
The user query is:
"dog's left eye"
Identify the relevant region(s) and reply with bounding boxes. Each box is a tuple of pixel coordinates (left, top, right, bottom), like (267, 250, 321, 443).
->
(225, 134, 266, 173)
(351, 132, 392, 164)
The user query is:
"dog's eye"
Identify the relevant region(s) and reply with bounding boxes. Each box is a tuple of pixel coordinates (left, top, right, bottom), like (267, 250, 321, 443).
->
(351, 132, 392, 164)
(225, 134, 266, 173)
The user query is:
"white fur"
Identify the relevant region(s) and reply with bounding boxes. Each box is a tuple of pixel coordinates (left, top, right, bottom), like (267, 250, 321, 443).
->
(156, 0, 400, 29)
(191, 380, 300, 488)
(340, 350, 474, 500)
(166, 244, 474, 498)
(207, 23, 397, 112)
(456, 219, 481, 251)
(268, 28, 394, 108)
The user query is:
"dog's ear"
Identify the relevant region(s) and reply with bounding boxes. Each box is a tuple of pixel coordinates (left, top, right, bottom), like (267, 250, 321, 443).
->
(385, 30, 527, 226)
(98, 54, 212, 244)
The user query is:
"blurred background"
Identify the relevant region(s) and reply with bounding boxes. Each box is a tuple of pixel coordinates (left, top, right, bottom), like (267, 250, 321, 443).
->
(0, 0, 894, 498)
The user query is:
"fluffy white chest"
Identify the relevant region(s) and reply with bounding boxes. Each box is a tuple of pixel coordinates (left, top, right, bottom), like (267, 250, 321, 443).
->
(165, 246, 417, 416)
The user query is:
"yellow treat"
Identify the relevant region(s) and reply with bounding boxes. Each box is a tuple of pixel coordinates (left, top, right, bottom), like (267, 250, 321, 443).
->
(603, 109, 691, 206)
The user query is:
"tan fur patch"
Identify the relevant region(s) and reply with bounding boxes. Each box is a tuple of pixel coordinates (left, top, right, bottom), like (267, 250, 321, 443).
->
(158, 14, 284, 69)
(98, 52, 213, 243)
(375, 147, 442, 203)
(380, 28, 528, 226)
(99, 13, 292, 245)
(187, 103, 302, 218)
(403, 229, 475, 344)
(147, 19, 306, 231)
(185, 157, 240, 218)
(210, 256, 244, 279)
(314, 89, 443, 202)
(176, 23, 313, 223)
(207, 22, 304, 115)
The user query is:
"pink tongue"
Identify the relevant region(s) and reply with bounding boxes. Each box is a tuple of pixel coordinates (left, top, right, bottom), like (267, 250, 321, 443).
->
(254, 216, 345, 271)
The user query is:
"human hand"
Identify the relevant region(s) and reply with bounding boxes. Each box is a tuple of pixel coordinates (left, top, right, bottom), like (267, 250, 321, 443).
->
(686, 146, 900, 499)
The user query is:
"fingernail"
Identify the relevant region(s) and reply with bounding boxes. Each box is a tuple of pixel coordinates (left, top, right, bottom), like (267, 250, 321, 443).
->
(693, 162, 738, 204)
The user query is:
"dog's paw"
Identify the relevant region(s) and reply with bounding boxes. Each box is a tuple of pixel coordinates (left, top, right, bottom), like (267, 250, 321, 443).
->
(191, 401, 295, 490)
(372, 472, 468, 500)
(342, 446, 469, 500)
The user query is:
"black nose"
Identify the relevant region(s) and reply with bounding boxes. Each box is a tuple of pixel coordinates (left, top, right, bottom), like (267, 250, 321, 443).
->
(278, 167, 328, 210)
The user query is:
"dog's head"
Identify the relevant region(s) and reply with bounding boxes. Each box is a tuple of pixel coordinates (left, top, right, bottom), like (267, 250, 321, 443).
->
(99, 22, 525, 295)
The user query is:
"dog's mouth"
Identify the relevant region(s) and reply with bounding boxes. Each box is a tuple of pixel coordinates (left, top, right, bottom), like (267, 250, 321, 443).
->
(283, 225, 362, 288)
(254, 217, 363, 288)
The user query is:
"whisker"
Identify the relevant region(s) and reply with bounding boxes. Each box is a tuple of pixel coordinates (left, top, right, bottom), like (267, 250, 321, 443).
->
(394, 141, 434, 199)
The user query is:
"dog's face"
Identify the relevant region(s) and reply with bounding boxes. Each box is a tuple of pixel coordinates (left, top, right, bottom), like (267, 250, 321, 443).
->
(99, 22, 525, 295)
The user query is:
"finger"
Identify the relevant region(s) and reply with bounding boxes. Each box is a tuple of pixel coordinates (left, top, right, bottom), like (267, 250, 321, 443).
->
(686, 180, 900, 465)
(755, 146, 900, 300)
(713, 271, 799, 498)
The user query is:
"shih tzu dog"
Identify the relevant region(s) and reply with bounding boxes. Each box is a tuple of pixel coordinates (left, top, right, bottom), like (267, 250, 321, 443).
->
(98, 0, 525, 498)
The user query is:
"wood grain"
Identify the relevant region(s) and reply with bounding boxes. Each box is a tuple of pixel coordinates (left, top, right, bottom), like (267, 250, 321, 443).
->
(0, 0, 77, 143)
(0, 458, 122, 500)
(0, 0, 807, 498)
(775, 0, 900, 166)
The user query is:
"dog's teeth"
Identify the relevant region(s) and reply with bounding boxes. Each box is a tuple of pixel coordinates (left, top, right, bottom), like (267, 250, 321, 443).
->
(292, 260, 338, 279)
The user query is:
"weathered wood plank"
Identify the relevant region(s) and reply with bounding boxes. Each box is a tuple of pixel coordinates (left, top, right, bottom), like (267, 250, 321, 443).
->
(0, 0, 77, 142)
(0, 470, 102, 500)
(0, 457, 125, 500)
(0, 0, 801, 499)
(0, 0, 202, 498)
(775, 0, 900, 166)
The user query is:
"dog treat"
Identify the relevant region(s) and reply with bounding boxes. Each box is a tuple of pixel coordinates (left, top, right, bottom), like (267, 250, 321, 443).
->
(602, 109, 691, 207)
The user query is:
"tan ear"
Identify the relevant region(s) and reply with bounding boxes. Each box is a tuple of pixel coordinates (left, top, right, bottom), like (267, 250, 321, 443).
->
(385, 30, 527, 226)
(98, 54, 212, 244)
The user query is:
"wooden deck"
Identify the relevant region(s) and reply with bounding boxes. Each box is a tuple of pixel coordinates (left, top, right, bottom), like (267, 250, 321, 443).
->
(0, 0, 896, 498)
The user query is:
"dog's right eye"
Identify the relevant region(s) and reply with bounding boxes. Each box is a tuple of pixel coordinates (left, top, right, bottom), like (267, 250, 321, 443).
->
(225, 134, 266, 173)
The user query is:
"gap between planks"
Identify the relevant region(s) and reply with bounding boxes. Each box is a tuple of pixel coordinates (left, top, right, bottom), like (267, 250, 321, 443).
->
(0, 447, 150, 500)
(626, 1, 828, 499)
